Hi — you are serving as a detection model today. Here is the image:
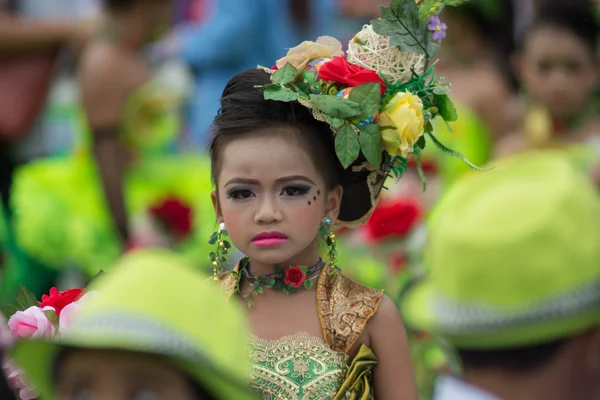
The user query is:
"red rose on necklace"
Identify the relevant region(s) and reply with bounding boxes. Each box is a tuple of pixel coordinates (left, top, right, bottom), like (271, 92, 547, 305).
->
(283, 266, 307, 289)
(39, 287, 83, 316)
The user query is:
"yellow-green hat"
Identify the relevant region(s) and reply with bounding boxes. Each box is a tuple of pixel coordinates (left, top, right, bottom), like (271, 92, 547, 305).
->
(403, 151, 600, 349)
(11, 249, 256, 399)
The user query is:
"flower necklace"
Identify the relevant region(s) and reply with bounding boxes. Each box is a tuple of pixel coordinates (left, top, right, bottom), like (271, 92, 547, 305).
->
(239, 257, 325, 306)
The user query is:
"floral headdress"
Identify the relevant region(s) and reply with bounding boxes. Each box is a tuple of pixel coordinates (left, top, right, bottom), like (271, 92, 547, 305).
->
(260, 0, 478, 228)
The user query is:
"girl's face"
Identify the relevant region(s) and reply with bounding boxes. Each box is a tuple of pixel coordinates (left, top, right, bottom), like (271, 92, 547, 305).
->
(57, 350, 199, 400)
(520, 25, 598, 119)
(213, 132, 342, 267)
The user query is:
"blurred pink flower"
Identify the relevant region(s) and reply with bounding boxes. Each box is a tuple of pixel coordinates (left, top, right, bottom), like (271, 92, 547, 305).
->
(3, 358, 38, 400)
(7, 306, 55, 339)
(58, 291, 99, 333)
(58, 302, 79, 333)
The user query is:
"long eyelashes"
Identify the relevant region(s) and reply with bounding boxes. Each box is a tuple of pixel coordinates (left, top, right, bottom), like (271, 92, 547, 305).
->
(226, 185, 311, 200)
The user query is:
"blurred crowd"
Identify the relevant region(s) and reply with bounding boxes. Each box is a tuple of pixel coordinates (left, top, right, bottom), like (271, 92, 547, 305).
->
(0, 0, 599, 399)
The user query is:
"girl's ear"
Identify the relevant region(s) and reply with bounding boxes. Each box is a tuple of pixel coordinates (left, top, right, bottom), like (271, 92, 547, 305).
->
(324, 186, 343, 223)
(211, 190, 223, 221)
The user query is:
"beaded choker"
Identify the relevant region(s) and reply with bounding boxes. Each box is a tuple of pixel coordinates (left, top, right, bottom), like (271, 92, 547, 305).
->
(240, 257, 326, 305)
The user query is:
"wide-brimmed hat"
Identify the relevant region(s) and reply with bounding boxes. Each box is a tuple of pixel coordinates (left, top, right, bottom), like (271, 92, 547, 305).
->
(403, 151, 600, 349)
(12, 249, 256, 399)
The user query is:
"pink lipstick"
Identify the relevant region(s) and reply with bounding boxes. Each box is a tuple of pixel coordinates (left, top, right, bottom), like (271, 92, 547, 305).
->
(252, 232, 288, 247)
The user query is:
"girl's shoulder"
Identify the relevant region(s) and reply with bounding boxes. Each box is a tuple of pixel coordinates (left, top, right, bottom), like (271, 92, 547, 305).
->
(318, 265, 384, 353)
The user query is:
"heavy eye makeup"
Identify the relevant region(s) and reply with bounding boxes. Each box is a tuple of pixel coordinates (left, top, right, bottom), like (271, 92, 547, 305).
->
(225, 184, 311, 201)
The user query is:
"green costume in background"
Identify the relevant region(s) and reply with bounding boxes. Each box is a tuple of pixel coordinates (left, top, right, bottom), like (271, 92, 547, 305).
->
(9, 62, 215, 280)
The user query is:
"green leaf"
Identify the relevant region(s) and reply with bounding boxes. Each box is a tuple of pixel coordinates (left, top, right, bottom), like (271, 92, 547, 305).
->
(432, 85, 450, 96)
(322, 114, 344, 128)
(304, 280, 313, 290)
(349, 82, 382, 120)
(414, 147, 427, 191)
(372, 0, 429, 55)
(264, 279, 276, 288)
(299, 266, 308, 274)
(272, 63, 298, 85)
(15, 285, 39, 311)
(223, 241, 231, 249)
(264, 86, 300, 102)
(272, 280, 284, 291)
(255, 286, 264, 295)
(208, 232, 218, 245)
(335, 124, 361, 169)
(274, 265, 284, 274)
(88, 270, 105, 287)
(435, 94, 458, 122)
(358, 124, 382, 168)
(416, 135, 426, 150)
(309, 94, 361, 118)
(425, 131, 490, 171)
(44, 309, 59, 330)
(209, 252, 217, 261)
(283, 285, 291, 295)
(1, 305, 18, 319)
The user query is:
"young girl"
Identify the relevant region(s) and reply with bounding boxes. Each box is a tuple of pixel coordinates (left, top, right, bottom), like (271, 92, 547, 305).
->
(496, 0, 599, 158)
(10, 250, 256, 400)
(209, 1, 468, 398)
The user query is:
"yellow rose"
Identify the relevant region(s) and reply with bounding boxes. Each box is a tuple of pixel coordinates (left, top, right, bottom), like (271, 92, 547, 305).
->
(275, 36, 343, 74)
(379, 91, 425, 157)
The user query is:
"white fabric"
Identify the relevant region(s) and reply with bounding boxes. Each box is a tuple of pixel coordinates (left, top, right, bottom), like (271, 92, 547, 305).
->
(434, 376, 502, 400)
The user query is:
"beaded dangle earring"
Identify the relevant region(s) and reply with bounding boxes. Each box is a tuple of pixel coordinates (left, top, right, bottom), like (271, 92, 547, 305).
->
(209, 222, 231, 279)
(319, 217, 337, 265)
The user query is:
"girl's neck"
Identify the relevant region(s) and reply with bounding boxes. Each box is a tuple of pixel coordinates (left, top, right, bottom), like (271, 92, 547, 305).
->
(246, 253, 322, 276)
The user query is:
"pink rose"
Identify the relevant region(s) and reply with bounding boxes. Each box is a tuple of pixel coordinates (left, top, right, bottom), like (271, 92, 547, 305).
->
(58, 291, 99, 333)
(7, 306, 55, 339)
(58, 302, 79, 332)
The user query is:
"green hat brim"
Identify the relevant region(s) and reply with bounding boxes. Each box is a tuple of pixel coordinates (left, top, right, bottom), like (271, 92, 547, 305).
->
(403, 280, 600, 350)
(12, 337, 256, 400)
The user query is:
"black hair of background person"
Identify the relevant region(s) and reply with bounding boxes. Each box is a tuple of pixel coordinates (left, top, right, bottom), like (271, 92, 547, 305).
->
(528, 0, 598, 53)
(445, 0, 519, 92)
(456, 338, 568, 373)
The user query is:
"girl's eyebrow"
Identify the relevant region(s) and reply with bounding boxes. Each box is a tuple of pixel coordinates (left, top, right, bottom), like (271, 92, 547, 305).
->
(224, 175, 316, 186)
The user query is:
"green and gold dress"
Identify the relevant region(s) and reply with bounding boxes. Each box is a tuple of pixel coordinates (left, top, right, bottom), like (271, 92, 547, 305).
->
(217, 262, 383, 400)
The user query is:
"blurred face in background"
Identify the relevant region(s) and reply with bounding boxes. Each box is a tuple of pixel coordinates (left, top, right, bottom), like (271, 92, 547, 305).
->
(519, 25, 597, 119)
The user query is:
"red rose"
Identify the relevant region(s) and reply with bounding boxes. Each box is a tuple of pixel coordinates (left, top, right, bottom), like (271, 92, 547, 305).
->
(364, 197, 423, 241)
(283, 266, 307, 289)
(149, 197, 193, 239)
(39, 287, 83, 316)
(317, 56, 387, 95)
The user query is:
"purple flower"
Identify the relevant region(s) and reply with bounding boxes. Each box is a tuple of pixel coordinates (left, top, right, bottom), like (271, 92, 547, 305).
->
(427, 16, 448, 44)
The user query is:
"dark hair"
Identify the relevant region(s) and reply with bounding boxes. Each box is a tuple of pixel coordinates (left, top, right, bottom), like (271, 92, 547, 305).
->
(104, 0, 168, 11)
(445, 0, 518, 91)
(457, 338, 569, 373)
(526, 0, 598, 54)
(209, 69, 344, 190)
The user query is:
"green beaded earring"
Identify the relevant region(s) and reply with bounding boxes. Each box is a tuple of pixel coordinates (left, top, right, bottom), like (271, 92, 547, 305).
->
(209, 222, 231, 279)
(319, 217, 337, 265)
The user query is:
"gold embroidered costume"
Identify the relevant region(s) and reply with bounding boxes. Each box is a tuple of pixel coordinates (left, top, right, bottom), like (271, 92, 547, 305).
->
(217, 263, 383, 399)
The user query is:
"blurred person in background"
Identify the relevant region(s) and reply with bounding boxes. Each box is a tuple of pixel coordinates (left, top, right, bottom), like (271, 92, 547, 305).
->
(7, 0, 217, 288)
(9, 250, 256, 400)
(403, 151, 600, 400)
(0, 0, 96, 304)
(496, 0, 599, 161)
(155, 0, 339, 147)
